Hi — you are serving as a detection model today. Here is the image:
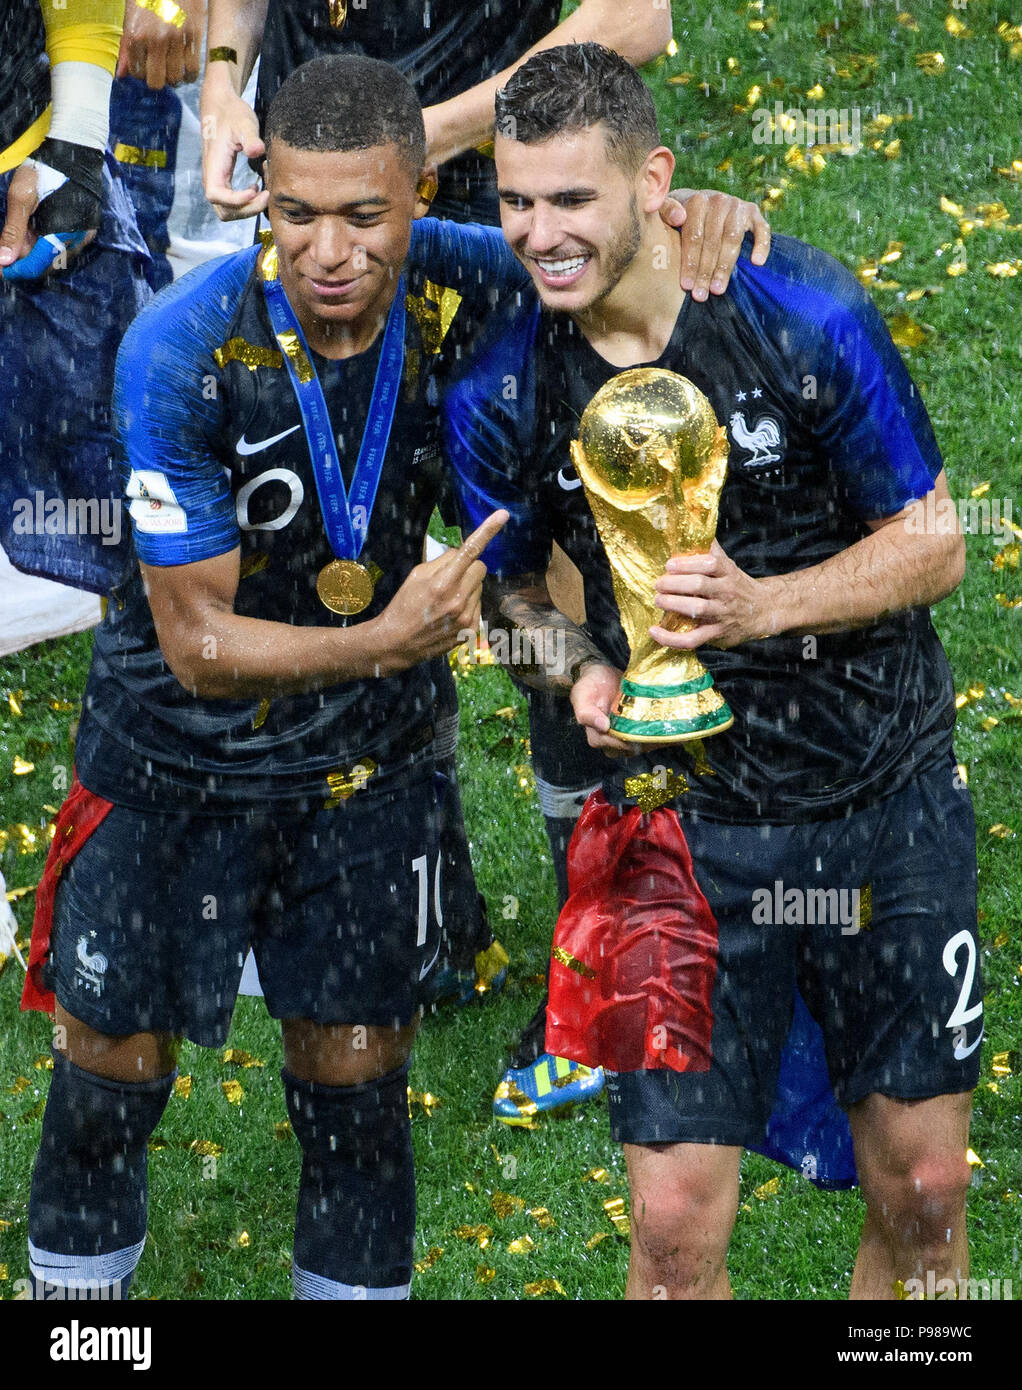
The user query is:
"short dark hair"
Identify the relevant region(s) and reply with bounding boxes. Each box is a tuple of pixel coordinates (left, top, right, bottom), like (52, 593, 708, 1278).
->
(265, 55, 426, 177)
(494, 43, 660, 170)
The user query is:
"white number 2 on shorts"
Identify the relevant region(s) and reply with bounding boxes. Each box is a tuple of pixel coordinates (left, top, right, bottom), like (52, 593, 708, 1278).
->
(411, 853, 443, 946)
(942, 929, 983, 1059)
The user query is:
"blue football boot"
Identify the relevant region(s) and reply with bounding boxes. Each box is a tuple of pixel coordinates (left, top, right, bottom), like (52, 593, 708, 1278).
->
(493, 1052, 605, 1126)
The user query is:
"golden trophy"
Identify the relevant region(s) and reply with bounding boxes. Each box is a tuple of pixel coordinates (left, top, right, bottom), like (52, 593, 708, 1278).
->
(570, 367, 734, 743)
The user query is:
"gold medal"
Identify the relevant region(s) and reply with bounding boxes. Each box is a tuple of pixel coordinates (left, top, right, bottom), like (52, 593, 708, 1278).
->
(317, 559, 375, 615)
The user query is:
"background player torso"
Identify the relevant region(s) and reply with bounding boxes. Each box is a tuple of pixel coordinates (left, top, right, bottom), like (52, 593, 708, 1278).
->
(254, 0, 560, 223)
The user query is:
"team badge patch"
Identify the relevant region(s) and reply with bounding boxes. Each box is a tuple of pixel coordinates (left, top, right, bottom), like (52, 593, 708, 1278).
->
(728, 410, 784, 468)
(127, 469, 187, 534)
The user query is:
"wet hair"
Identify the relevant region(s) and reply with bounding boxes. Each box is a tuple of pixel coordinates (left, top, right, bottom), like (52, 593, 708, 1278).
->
(494, 42, 660, 171)
(265, 54, 426, 177)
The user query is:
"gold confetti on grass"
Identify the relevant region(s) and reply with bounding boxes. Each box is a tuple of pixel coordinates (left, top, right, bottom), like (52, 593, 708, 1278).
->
(524, 1278, 566, 1297)
(583, 1167, 610, 1183)
(507, 1235, 536, 1255)
(173, 1074, 192, 1099)
(274, 1120, 293, 1140)
(12, 757, 34, 776)
(237, 1231, 250, 1247)
(491, 1192, 526, 1220)
(222, 1048, 265, 1068)
(407, 1088, 442, 1117)
(992, 1052, 1017, 1077)
(413, 1247, 445, 1273)
(988, 825, 1015, 839)
(915, 52, 946, 74)
(189, 1140, 223, 1158)
(754, 1176, 781, 1199)
(529, 1208, 556, 1230)
(966, 1148, 984, 1168)
(887, 314, 929, 347)
(221, 1080, 243, 1105)
(454, 1224, 493, 1249)
(475, 1265, 496, 1284)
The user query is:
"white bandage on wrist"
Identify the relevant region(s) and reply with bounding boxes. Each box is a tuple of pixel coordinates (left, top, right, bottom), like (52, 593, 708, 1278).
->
(47, 61, 114, 151)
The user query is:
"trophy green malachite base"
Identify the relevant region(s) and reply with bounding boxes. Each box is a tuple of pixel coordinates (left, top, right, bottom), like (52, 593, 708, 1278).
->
(610, 671, 734, 744)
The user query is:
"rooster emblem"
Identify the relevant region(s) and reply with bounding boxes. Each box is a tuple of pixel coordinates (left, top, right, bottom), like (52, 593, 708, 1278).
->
(729, 410, 782, 467)
(76, 936, 108, 977)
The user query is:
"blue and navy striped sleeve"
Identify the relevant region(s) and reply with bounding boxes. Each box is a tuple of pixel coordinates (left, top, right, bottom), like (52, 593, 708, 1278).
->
(113, 248, 256, 566)
(443, 298, 551, 578)
(408, 217, 530, 298)
(733, 239, 943, 519)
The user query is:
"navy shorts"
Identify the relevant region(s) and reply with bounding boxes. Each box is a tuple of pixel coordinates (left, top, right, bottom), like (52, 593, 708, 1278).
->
(46, 775, 444, 1046)
(607, 756, 982, 1146)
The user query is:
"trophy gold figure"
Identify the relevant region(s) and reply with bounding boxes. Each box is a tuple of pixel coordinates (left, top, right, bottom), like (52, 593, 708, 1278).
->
(570, 367, 734, 743)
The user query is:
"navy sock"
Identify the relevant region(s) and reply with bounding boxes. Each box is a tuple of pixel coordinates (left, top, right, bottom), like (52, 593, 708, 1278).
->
(28, 1052, 173, 1295)
(284, 1063, 415, 1298)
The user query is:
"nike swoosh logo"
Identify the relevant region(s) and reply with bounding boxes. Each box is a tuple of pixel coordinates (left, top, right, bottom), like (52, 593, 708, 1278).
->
(953, 1025, 984, 1060)
(236, 425, 301, 455)
(419, 941, 441, 982)
(557, 467, 583, 491)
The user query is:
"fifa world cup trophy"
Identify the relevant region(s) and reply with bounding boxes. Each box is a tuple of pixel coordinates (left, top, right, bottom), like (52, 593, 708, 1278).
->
(570, 367, 734, 742)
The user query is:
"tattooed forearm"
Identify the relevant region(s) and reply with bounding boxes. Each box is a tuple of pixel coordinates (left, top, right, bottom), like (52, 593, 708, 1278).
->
(484, 574, 610, 695)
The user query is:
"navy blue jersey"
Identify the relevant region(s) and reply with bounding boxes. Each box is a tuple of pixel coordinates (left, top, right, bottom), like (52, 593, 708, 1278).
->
(75, 218, 525, 811)
(445, 234, 958, 823)
(254, 0, 560, 224)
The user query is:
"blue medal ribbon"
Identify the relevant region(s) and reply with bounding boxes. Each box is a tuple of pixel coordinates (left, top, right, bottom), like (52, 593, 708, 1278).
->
(260, 240, 406, 562)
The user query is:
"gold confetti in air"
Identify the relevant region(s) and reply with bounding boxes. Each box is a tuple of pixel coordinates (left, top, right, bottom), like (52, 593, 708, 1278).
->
(993, 1036, 1019, 1066)
(413, 1247, 444, 1273)
(507, 1235, 536, 1255)
(754, 1176, 781, 1199)
(173, 1074, 192, 1099)
(189, 1140, 223, 1158)
(475, 1265, 496, 1284)
(222, 1048, 265, 1068)
(221, 1080, 243, 1105)
(12, 757, 34, 776)
(524, 1278, 566, 1297)
(966, 1148, 984, 1168)
(491, 1192, 526, 1220)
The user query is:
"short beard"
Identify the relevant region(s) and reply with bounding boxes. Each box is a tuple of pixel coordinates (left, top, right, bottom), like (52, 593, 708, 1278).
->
(544, 193, 643, 316)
